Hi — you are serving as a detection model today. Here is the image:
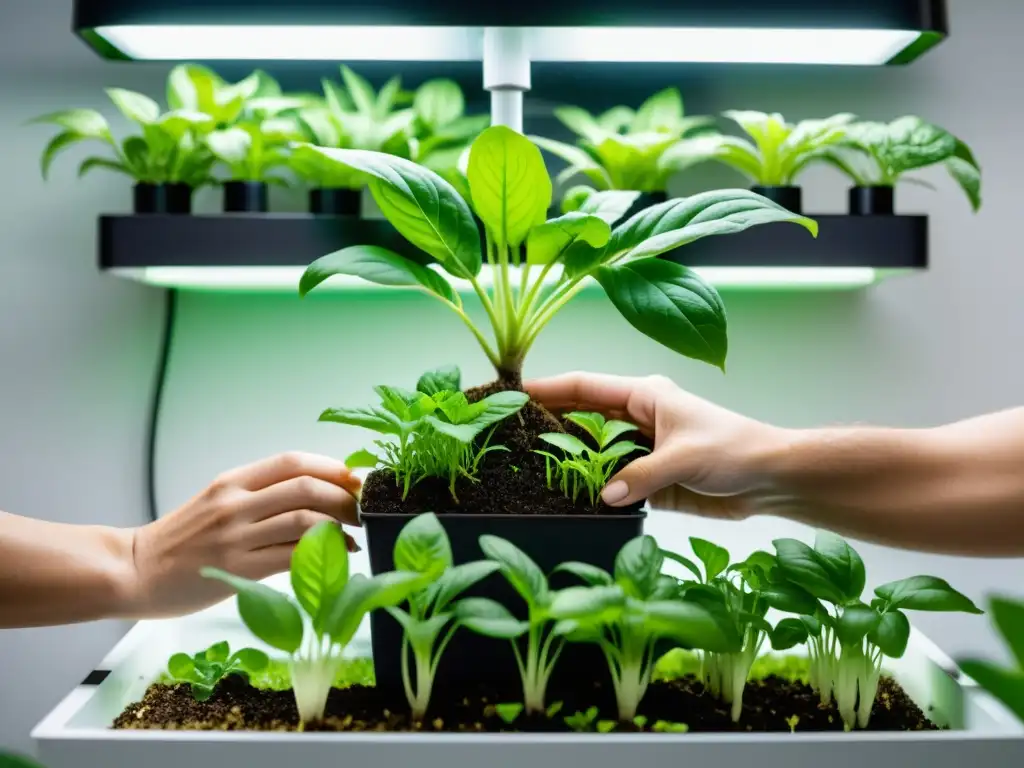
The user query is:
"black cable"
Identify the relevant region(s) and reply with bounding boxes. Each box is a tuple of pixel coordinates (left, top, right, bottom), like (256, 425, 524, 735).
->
(145, 288, 178, 523)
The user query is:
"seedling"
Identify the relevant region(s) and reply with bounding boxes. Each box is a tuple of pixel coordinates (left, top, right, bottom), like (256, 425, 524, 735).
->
(535, 412, 647, 505)
(651, 720, 689, 733)
(564, 706, 599, 732)
(596, 719, 618, 733)
(771, 532, 981, 729)
(822, 116, 982, 212)
(663, 110, 855, 187)
(203, 521, 425, 723)
(384, 513, 500, 720)
(786, 714, 800, 733)
(166, 641, 268, 702)
(531, 87, 715, 192)
(551, 535, 742, 721)
(494, 702, 524, 724)
(546, 700, 564, 718)
(958, 596, 1024, 723)
(660, 540, 818, 722)
(296, 125, 817, 382)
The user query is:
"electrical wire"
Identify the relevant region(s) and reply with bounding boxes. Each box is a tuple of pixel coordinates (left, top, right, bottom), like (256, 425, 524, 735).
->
(145, 288, 178, 523)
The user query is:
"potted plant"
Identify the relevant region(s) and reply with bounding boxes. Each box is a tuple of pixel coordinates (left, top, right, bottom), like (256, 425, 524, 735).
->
(820, 116, 981, 215)
(662, 110, 856, 213)
(291, 124, 816, 694)
(529, 87, 714, 214)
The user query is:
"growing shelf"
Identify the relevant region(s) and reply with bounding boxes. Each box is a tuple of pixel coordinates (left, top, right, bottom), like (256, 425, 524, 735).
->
(99, 213, 928, 292)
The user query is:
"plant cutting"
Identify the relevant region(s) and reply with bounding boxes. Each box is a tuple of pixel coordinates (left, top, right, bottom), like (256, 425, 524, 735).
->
(958, 596, 1024, 723)
(202, 521, 425, 723)
(165, 641, 269, 701)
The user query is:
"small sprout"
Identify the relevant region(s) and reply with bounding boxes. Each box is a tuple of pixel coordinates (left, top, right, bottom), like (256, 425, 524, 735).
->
(546, 701, 564, 719)
(652, 720, 689, 733)
(786, 714, 800, 733)
(632, 715, 648, 729)
(495, 702, 524, 724)
(597, 720, 617, 733)
(564, 706, 599, 732)
(510, 464, 521, 473)
(166, 641, 268, 702)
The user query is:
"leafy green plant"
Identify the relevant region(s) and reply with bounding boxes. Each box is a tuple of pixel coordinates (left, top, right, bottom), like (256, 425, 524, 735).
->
(166, 641, 269, 701)
(410, 78, 489, 199)
(322, 366, 528, 500)
(959, 596, 1024, 722)
(662, 110, 856, 186)
(770, 532, 982, 730)
(660, 540, 817, 721)
(296, 125, 817, 381)
(384, 513, 500, 720)
(551, 535, 742, 721)
(535, 412, 648, 505)
(206, 121, 300, 184)
(202, 521, 425, 723)
(531, 87, 714, 192)
(822, 116, 981, 211)
(494, 702, 525, 724)
(564, 706, 599, 732)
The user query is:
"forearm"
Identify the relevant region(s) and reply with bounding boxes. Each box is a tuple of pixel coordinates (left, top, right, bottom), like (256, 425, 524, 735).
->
(754, 409, 1024, 556)
(0, 512, 138, 627)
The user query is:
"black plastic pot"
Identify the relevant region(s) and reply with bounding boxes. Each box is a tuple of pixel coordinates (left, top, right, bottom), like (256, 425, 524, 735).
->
(751, 185, 803, 214)
(133, 183, 192, 214)
(223, 181, 268, 213)
(309, 187, 361, 216)
(364, 511, 646, 702)
(848, 185, 895, 216)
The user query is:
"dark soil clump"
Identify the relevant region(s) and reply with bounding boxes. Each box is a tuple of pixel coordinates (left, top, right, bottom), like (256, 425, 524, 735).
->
(114, 675, 937, 733)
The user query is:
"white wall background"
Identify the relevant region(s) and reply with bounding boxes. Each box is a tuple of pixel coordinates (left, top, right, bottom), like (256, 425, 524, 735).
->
(2, 0, 1023, 756)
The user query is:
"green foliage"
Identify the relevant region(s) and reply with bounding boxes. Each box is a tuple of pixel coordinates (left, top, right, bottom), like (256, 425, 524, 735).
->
(535, 412, 647, 505)
(530, 87, 716, 193)
(564, 706, 600, 732)
(410, 78, 489, 200)
(165, 641, 269, 702)
(959, 596, 1024, 723)
(320, 367, 527, 501)
(494, 702, 525, 724)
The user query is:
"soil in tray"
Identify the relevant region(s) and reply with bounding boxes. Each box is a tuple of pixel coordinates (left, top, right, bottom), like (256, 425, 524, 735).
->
(113, 675, 938, 733)
(360, 378, 649, 517)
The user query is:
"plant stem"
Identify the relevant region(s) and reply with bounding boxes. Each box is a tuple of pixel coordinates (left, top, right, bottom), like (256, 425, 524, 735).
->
(519, 279, 590, 354)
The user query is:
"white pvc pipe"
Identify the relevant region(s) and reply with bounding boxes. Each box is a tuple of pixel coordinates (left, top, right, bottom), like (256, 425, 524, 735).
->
(482, 27, 531, 133)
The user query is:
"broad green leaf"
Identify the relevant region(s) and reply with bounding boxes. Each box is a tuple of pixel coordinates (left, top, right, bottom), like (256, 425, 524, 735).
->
(387, 607, 451, 648)
(781, 113, 856, 155)
(204, 641, 230, 663)
(548, 585, 626, 624)
(725, 110, 791, 154)
(659, 135, 763, 179)
(526, 213, 611, 265)
(874, 576, 982, 614)
(590, 133, 677, 191)
(206, 127, 252, 166)
(479, 535, 548, 605)
(601, 420, 638, 447)
(881, 116, 958, 175)
(631, 88, 683, 134)
(770, 618, 810, 651)
(645, 599, 742, 653)
(598, 106, 635, 133)
(344, 448, 380, 469)
(813, 531, 866, 602)
(760, 583, 820, 616)
(835, 603, 882, 646)
(773, 538, 845, 605)
(416, 365, 461, 396)
(31, 108, 111, 140)
(292, 145, 481, 278)
(538, 433, 588, 456)
(166, 64, 224, 114)
(530, 135, 612, 190)
(577, 190, 642, 225)
(168, 653, 199, 681)
(200, 568, 304, 654)
(106, 88, 160, 125)
(415, 79, 464, 129)
(467, 391, 530, 429)
(394, 513, 453, 577)
(430, 561, 501, 612)
(291, 521, 349, 630)
(598, 441, 645, 462)
(324, 571, 426, 646)
(191, 683, 215, 701)
(958, 660, 1024, 722)
(340, 65, 378, 117)
(468, 125, 552, 249)
(495, 702, 524, 724)
(318, 405, 402, 435)
(564, 412, 605, 443)
(614, 535, 663, 600)
(690, 538, 729, 581)
(299, 245, 456, 302)
(554, 106, 606, 144)
(230, 648, 269, 673)
(869, 610, 911, 658)
(595, 259, 728, 370)
(946, 139, 981, 212)
(991, 597, 1024, 670)
(456, 597, 529, 638)
(661, 549, 704, 582)
(553, 562, 614, 587)
(800, 614, 823, 637)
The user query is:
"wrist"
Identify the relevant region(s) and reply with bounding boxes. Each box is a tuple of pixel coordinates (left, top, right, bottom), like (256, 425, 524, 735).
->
(101, 526, 146, 619)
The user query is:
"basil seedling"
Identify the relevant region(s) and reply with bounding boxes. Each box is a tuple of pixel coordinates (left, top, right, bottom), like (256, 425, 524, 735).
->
(959, 596, 1024, 723)
(166, 641, 268, 702)
(203, 522, 425, 723)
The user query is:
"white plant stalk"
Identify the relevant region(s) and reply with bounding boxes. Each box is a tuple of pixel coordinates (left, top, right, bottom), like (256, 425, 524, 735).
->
(290, 633, 345, 724)
(702, 626, 763, 723)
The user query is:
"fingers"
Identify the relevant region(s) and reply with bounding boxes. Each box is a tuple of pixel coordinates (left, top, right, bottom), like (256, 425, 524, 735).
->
(243, 510, 361, 551)
(245, 476, 361, 526)
(602, 445, 685, 508)
(216, 452, 359, 495)
(525, 372, 641, 413)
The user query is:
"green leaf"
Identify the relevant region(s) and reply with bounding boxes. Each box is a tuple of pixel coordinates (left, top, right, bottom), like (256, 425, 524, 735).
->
(39, 132, 84, 180)
(204, 641, 230, 664)
(200, 568, 304, 654)
(773, 539, 845, 605)
(946, 139, 981, 212)
(576, 190, 642, 225)
(644, 599, 742, 653)
(456, 597, 530, 638)
(595, 259, 728, 370)
(759, 583, 820, 616)
(167, 652, 199, 681)
(344, 448, 380, 469)
(835, 603, 882, 647)
(340, 65, 378, 117)
(799, 614, 823, 637)
(530, 135, 612, 190)
(690, 538, 729, 582)
(78, 157, 130, 179)
(468, 125, 552, 249)
(601, 420, 638, 447)
(661, 549, 704, 583)
(229, 648, 269, 673)
(813, 531, 866, 602)
(632, 88, 683, 134)
(564, 411, 605, 443)
(874, 576, 982, 614)
(495, 702, 524, 724)
(990, 597, 1024, 670)
(468, 391, 530, 430)
(206, 127, 252, 167)
(479, 535, 548, 605)
(292, 145, 481, 278)
(106, 88, 160, 125)
(324, 571, 426, 646)
(958, 660, 1024, 722)
(291, 521, 349, 631)
(554, 106, 606, 144)
(299, 245, 456, 301)
(869, 610, 911, 658)
(430, 561, 501, 612)
(879, 116, 958, 175)
(415, 79, 464, 129)
(319, 405, 402, 435)
(538, 432, 589, 457)
(394, 513, 453, 577)
(416, 365, 461, 396)
(548, 585, 626, 623)
(725, 110, 791, 153)
(614, 535, 663, 600)
(598, 106, 635, 133)
(31, 108, 111, 139)
(771, 618, 810, 651)
(190, 683, 215, 702)
(553, 562, 614, 587)
(526, 213, 611, 266)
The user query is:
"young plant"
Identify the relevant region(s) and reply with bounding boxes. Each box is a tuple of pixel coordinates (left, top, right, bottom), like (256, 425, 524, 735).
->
(770, 532, 982, 730)
(296, 125, 817, 384)
(551, 535, 742, 721)
(535, 412, 647, 505)
(206, 121, 300, 184)
(202, 521, 425, 723)
(325, 65, 415, 155)
(662, 110, 856, 186)
(959, 596, 1024, 723)
(530, 87, 715, 192)
(822, 116, 982, 211)
(166, 641, 269, 701)
(660, 540, 817, 721)
(384, 513, 500, 720)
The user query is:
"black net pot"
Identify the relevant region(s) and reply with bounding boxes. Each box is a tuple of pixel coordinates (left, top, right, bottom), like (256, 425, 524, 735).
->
(363, 510, 647, 707)
(848, 185, 895, 216)
(309, 187, 361, 216)
(751, 185, 803, 214)
(133, 182, 192, 214)
(223, 181, 268, 213)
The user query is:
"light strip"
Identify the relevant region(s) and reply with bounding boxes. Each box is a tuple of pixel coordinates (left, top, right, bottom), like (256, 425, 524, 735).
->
(109, 266, 884, 292)
(93, 25, 919, 65)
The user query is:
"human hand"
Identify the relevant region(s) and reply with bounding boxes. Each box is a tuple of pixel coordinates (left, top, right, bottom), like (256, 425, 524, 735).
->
(128, 452, 362, 618)
(526, 372, 787, 519)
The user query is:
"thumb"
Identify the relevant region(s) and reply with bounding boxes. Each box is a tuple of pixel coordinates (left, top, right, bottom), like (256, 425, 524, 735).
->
(601, 447, 683, 507)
